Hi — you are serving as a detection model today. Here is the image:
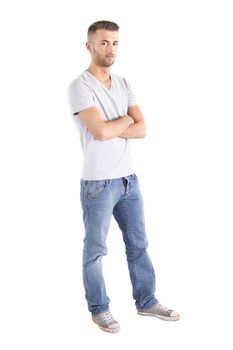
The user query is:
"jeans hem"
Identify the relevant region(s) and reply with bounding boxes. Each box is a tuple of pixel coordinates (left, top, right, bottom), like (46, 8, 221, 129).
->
(91, 307, 110, 315)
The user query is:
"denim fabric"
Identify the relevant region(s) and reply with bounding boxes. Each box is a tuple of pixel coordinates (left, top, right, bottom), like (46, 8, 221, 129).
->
(80, 174, 158, 315)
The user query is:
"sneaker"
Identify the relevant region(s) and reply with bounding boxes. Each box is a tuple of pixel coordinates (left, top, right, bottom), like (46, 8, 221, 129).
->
(138, 303, 180, 321)
(92, 311, 120, 333)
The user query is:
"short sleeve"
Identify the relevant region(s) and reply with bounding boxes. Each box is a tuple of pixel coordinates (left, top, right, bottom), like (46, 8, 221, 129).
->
(126, 80, 137, 107)
(67, 79, 96, 115)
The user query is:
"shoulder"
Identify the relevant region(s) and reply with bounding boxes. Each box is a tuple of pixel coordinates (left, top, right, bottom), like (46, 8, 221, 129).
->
(68, 72, 87, 90)
(68, 71, 93, 96)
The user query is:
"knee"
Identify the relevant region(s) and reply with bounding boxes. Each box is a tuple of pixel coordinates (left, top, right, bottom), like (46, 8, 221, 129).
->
(83, 245, 108, 265)
(125, 242, 148, 261)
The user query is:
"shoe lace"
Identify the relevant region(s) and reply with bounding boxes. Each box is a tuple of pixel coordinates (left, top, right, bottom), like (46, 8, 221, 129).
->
(99, 311, 114, 325)
(156, 303, 169, 312)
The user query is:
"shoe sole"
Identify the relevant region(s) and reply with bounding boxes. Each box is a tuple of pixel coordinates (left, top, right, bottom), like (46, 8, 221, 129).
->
(138, 311, 180, 321)
(92, 319, 121, 333)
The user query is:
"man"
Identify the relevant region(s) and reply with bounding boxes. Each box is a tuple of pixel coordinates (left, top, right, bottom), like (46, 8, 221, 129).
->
(68, 20, 180, 333)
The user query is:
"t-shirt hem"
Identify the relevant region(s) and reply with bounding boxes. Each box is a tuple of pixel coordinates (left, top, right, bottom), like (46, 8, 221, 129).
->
(81, 170, 135, 181)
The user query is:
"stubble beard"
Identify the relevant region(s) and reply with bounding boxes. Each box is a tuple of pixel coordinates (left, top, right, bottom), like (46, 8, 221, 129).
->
(94, 52, 115, 68)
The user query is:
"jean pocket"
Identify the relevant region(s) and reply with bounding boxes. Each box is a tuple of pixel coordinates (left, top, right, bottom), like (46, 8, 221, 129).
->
(86, 180, 108, 199)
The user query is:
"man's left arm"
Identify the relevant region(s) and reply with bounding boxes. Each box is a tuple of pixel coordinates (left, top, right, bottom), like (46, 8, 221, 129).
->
(119, 105, 147, 139)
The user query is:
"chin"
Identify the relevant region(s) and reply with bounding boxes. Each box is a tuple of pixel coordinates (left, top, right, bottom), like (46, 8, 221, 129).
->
(106, 60, 115, 67)
(101, 63, 114, 68)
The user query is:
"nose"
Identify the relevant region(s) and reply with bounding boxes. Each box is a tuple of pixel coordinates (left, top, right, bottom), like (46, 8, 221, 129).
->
(106, 42, 117, 53)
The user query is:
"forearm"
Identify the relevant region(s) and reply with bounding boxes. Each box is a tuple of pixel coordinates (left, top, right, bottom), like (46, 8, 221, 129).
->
(119, 120, 146, 139)
(99, 115, 134, 141)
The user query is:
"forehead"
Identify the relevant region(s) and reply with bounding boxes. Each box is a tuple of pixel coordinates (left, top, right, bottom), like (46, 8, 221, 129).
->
(92, 30, 119, 42)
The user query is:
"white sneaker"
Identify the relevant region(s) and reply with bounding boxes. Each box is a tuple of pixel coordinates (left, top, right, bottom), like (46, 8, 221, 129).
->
(92, 311, 120, 333)
(138, 303, 180, 321)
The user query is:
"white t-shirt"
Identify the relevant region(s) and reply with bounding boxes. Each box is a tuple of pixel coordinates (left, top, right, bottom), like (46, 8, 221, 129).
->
(68, 70, 137, 180)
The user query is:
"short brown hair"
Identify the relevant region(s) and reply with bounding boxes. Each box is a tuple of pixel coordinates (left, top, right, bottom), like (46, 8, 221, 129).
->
(88, 20, 119, 37)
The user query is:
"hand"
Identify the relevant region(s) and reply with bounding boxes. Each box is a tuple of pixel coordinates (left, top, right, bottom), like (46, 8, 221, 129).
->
(125, 115, 134, 125)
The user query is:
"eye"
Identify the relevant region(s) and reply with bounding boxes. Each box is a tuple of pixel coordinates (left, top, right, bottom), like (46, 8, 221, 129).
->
(113, 42, 118, 46)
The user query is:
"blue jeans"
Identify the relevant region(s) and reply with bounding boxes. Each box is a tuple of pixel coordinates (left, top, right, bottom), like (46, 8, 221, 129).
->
(80, 174, 158, 315)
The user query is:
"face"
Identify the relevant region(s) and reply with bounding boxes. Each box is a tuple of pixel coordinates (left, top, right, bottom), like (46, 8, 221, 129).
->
(87, 30, 119, 67)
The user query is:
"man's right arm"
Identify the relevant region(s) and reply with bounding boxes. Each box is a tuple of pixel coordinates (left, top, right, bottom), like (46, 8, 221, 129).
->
(74, 107, 134, 141)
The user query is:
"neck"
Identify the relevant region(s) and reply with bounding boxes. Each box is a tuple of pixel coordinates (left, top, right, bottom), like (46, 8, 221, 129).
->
(87, 64, 111, 85)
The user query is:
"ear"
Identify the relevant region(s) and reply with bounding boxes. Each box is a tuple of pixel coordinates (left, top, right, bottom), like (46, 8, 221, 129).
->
(86, 42, 91, 52)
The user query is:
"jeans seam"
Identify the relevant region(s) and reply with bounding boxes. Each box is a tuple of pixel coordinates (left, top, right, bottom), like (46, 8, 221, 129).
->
(121, 199, 144, 301)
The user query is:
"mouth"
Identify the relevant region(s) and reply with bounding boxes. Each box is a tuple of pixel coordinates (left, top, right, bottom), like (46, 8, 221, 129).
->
(106, 55, 115, 59)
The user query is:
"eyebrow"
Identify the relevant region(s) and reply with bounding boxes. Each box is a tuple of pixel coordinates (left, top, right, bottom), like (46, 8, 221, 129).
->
(100, 40, 118, 43)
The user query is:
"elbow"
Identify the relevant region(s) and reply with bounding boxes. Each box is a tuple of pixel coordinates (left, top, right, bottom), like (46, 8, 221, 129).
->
(94, 133, 106, 141)
(96, 134, 108, 141)
(140, 125, 147, 138)
(136, 121, 147, 138)
(94, 127, 109, 141)
(142, 130, 147, 138)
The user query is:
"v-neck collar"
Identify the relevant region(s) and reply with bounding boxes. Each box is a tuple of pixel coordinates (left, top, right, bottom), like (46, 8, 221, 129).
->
(85, 70, 113, 91)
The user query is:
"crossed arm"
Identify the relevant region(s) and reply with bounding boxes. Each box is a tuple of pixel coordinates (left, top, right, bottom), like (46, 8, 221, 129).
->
(74, 105, 146, 141)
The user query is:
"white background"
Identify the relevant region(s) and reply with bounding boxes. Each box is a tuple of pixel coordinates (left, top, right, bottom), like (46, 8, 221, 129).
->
(0, 0, 233, 349)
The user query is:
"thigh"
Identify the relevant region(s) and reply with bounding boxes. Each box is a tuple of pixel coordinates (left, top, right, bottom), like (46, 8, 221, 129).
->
(113, 177, 148, 247)
(81, 179, 115, 244)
